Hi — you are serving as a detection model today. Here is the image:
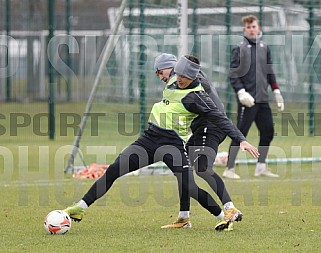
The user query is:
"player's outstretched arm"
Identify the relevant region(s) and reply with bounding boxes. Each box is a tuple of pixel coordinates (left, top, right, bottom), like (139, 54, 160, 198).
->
(240, 141, 260, 158)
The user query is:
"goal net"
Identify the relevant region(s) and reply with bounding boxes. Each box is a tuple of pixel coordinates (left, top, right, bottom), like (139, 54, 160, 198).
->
(65, 0, 188, 173)
(64, 0, 321, 173)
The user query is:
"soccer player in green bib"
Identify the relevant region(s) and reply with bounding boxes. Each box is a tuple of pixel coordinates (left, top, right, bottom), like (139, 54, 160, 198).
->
(64, 55, 259, 231)
(155, 54, 250, 230)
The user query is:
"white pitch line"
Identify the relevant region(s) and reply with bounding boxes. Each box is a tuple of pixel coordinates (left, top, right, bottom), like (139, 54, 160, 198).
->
(2, 175, 321, 187)
(1, 179, 88, 187)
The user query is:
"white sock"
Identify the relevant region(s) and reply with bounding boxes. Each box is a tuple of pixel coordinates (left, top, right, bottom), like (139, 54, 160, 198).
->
(77, 199, 88, 209)
(223, 201, 235, 211)
(256, 162, 266, 172)
(216, 210, 224, 220)
(178, 211, 190, 219)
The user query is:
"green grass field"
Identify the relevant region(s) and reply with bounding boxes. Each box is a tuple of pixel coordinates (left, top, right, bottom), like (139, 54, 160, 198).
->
(1, 102, 321, 252)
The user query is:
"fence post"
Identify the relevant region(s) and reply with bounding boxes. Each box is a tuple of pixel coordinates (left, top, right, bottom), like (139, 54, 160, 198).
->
(308, 0, 315, 136)
(225, 0, 233, 118)
(66, 0, 71, 101)
(128, 0, 134, 103)
(192, 0, 198, 57)
(139, 0, 146, 136)
(6, 0, 11, 102)
(259, 0, 264, 28)
(48, 0, 55, 140)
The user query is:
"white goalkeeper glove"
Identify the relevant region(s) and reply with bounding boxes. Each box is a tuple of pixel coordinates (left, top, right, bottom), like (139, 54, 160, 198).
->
(273, 89, 284, 112)
(237, 88, 255, 107)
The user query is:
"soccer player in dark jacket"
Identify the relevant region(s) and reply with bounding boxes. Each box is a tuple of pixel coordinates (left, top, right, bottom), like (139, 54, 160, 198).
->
(223, 15, 284, 179)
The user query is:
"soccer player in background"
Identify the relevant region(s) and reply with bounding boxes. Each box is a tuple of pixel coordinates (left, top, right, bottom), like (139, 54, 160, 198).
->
(223, 15, 284, 179)
(64, 55, 259, 231)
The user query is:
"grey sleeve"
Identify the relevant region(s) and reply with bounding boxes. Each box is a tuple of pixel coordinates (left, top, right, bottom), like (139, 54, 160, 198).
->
(229, 46, 244, 93)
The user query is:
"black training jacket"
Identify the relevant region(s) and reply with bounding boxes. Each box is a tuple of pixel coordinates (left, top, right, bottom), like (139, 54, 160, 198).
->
(229, 36, 277, 103)
(181, 79, 245, 144)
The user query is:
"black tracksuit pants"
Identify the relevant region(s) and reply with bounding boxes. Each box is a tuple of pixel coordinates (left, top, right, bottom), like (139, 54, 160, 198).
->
(227, 102, 274, 169)
(187, 126, 232, 205)
(82, 125, 222, 216)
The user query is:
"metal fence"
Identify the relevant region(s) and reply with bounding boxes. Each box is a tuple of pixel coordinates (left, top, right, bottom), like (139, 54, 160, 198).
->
(1, 0, 321, 105)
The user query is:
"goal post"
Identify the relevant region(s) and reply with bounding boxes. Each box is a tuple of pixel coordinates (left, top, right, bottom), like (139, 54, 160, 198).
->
(177, 0, 188, 57)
